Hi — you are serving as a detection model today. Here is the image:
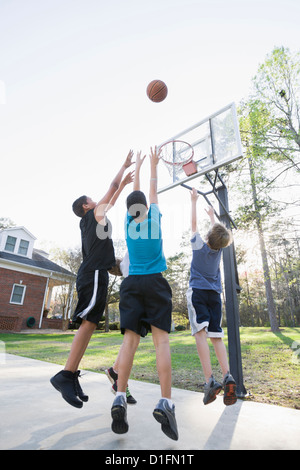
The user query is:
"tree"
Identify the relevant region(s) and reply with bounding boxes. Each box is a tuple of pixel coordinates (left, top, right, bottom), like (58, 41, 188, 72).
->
(237, 102, 280, 331)
(165, 251, 190, 321)
(251, 46, 300, 183)
(49, 246, 81, 320)
(0, 217, 15, 229)
(234, 47, 300, 331)
(163, 232, 190, 324)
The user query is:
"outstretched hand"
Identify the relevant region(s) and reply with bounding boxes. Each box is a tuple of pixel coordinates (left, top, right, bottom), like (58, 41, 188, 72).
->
(190, 188, 199, 201)
(205, 206, 214, 217)
(150, 146, 161, 166)
(122, 171, 135, 186)
(124, 150, 134, 168)
(135, 150, 146, 169)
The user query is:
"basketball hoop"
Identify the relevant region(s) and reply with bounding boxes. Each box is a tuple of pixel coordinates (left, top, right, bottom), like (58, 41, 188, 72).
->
(158, 140, 196, 179)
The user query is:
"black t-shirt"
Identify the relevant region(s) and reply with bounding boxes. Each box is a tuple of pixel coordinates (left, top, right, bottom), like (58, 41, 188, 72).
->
(77, 209, 115, 275)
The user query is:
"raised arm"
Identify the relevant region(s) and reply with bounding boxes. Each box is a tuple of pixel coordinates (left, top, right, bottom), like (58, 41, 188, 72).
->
(94, 150, 134, 223)
(205, 205, 216, 226)
(149, 146, 161, 205)
(108, 171, 134, 209)
(190, 188, 199, 233)
(133, 151, 146, 191)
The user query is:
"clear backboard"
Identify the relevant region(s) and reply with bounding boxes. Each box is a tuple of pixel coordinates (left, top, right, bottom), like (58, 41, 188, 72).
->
(158, 102, 243, 194)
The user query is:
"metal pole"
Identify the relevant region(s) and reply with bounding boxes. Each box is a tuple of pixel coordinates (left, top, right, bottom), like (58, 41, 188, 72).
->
(209, 118, 216, 165)
(217, 185, 247, 397)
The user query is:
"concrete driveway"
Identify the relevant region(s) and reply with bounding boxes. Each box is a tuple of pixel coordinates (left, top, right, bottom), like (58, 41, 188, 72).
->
(0, 354, 299, 451)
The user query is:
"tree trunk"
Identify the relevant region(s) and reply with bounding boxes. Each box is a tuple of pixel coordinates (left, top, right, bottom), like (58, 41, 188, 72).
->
(105, 303, 109, 332)
(248, 155, 279, 332)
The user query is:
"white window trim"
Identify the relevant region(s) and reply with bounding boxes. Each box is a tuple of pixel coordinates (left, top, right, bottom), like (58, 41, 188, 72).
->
(10, 284, 26, 305)
(18, 239, 29, 256)
(4, 235, 17, 253)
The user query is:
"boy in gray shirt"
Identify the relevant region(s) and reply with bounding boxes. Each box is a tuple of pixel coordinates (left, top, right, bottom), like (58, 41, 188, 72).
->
(186, 188, 237, 406)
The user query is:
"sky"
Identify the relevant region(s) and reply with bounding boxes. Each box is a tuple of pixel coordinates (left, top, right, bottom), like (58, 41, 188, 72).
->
(0, 0, 299, 257)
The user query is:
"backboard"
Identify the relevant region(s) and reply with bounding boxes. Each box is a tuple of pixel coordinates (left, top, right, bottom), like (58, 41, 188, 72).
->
(158, 102, 243, 194)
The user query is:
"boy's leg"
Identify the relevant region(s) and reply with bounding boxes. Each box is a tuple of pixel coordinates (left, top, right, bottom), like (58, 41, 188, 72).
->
(65, 319, 97, 372)
(151, 325, 172, 397)
(111, 329, 140, 434)
(115, 329, 140, 392)
(210, 337, 237, 406)
(194, 329, 213, 383)
(195, 329, 222, 405)
(106, 340, 138, 404)
(50, 320, 96, 408)
(210, 337, 229, 378)
(151, 325, 178, 441)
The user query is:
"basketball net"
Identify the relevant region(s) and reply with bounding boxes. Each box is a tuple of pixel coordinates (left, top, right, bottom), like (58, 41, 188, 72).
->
(158, 140, 196, 179)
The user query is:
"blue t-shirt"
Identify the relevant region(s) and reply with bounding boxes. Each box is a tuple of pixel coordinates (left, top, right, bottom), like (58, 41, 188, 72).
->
(125, 204, 167, 275)
(189, 232, 222, 293)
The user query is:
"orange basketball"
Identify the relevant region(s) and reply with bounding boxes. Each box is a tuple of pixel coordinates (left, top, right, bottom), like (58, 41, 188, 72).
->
(146, 80, 168, 102)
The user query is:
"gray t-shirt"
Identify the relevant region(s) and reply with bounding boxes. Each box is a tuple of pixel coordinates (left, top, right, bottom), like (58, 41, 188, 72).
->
(189, 232, 222, 293)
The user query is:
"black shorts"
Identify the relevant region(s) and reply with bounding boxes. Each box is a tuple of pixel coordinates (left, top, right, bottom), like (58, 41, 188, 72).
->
(72, 269, 108, 325)
(119, 273, 172, 337)
(186, 287, 224, 337)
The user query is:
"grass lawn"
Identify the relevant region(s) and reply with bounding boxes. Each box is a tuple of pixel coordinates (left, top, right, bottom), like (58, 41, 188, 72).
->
(1, 327, 299, 410)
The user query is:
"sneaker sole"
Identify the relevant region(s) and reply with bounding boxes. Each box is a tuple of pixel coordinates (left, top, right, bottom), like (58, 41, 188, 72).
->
(111, 406, 129, 434)
(223, 382, 237, 406)
(153, 409, 179, 441)
(79, 395, 89, 402)
(105, 369, 115, 385)
(203, 385, 222, 405)
(50, 378, 83, 409)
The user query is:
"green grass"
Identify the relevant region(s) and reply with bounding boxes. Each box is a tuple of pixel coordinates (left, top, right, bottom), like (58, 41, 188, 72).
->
(1, 327, 299, 409)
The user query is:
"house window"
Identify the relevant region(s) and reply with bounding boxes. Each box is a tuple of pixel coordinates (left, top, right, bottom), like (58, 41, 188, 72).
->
(4, 236, 17, 253)
(10, 284, 26, 305)
(18, 239, 29, 256)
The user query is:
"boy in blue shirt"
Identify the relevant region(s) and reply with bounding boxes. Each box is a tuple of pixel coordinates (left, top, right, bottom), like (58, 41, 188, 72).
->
(186, 188, 237, 406)
(111, 148, 178, 441)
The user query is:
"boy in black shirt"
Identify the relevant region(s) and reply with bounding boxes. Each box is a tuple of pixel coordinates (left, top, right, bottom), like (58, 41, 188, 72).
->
(50, 151, 134, 408)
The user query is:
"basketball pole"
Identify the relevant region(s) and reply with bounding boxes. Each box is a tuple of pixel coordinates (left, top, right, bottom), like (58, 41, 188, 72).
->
(217, 184, 247, 398)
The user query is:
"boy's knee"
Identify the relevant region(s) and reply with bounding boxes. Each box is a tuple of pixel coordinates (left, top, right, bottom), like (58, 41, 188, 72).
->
(210, 336, 222, 345)
(124, 329, 140, 347)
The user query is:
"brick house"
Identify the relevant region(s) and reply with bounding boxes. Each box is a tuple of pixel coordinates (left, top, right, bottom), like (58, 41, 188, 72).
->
(0, 226, 76, 332)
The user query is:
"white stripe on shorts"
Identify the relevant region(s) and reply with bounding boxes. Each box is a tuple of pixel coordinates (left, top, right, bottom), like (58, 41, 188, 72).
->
(186, 287, 209, 336)
(186, 287, 224, 338)
(78, 270, 99, 319)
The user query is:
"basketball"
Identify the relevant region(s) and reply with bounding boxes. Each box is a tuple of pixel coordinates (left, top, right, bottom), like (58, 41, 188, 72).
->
(146, 80, 168, 102)
(108, 258, 123, 276)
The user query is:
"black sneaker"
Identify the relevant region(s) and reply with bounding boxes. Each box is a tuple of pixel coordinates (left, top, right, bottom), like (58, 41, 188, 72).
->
(153, 398, 179, 441)
(75, 370, 89, 402)
(203, 375, 222, 405)
(105, 367, 118, 384)
(105, 367, 137, 404)
(223, 372, 237, 406)
(111, 395, 128, 434)
(50, 370, 83, 408)
(111, 381, 137, 405)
